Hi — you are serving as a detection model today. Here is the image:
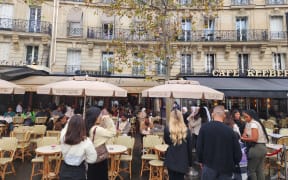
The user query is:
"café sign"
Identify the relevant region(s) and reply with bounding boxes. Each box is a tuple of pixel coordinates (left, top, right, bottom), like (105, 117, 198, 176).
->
(212, 69, 288, 77)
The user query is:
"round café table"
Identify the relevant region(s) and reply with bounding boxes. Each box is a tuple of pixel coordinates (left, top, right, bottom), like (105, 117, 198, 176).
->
(106, 144, 127, 180)
(35, 145, 61, 180)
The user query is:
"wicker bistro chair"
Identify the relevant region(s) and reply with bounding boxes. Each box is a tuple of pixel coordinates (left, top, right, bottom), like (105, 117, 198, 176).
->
(263, 120, 276, 130)
(30, 125, 47, 144)
(279, 128, 288, 136)
(140, 135, 163, 176)
(114, 136, 135, 179)
(0, 137, 18, 180)
(11, 130, 32, 162)
(30, 137, 60, 180)
(35, 117, 48, 125)
(46, 131, 61, 141)
(12, 116, 24, 127)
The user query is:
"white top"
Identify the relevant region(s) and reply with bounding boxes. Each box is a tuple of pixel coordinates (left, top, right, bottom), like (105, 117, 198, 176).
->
(233, 124, 241, 137)
(60, 125, 97, 166)
(0, 116, 12, 123)
(16, 104, 22, 113)
(246, 120, 267, 143)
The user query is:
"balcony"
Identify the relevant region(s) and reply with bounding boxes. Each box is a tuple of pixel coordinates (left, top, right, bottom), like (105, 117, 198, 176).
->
(0, 18, 51, 35)
(266, 0, 287, 5)
(86, 27, 287, 42)
(231, 0, 253, 5)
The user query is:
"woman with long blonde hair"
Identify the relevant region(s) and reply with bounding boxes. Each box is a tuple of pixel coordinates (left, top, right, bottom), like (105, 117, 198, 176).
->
(164, 109, 193, 180)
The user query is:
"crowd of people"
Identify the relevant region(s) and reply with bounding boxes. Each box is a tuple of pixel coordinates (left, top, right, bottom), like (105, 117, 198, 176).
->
(0, 100, 271, 180)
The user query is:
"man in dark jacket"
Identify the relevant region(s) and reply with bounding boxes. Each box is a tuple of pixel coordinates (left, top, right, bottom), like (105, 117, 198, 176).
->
(196, 105, 242, 180)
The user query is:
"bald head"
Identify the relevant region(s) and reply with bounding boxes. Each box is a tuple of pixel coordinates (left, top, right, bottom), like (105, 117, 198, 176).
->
(212, 105, 225, 122)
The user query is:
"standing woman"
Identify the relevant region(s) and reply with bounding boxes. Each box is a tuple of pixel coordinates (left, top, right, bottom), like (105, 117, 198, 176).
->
(59, 114, 97, 180)
(241, 109, 268, 180)
(164, 109, 192, 180)
(232, 109, 246, 135)
(86, 107, 116, 180)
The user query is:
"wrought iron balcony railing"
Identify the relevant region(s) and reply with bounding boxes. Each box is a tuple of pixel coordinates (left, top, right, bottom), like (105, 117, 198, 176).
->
(231, 0, 253, 5)
(87, 27, 287, 42)
(0, 18, 51, 34)
(67, 26, 83, 37)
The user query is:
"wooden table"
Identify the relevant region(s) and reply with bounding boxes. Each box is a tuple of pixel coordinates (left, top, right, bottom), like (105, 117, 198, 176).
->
(35, 145, 61, 180)
(106, 144, 127, 180)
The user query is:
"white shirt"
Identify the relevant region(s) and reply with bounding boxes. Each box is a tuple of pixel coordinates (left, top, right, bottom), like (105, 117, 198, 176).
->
(60, 125, 97, 166)
(16, 104, 22, 113)
(245, 120, 267, 143)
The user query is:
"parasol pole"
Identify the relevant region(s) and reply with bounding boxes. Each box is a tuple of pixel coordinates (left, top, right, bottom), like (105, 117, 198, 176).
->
(83, 94, 87, 120)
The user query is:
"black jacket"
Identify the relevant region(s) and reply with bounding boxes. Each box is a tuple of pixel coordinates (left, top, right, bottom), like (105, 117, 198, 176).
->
(164, 126, 192, 174)
(196, 121, 242, 174)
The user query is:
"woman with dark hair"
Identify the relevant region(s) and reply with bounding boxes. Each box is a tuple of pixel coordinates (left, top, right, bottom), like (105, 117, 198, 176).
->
(232, 109, 246, 135)
(241, 109, 268, 180)
(59, 114, 97, 180)
(86, 107, 116, 180)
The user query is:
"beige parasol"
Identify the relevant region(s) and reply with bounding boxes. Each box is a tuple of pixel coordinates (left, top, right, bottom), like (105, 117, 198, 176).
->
(142, 80, 224, 100)
(0, 79, 25, 94)
(37, 76, 127, 116)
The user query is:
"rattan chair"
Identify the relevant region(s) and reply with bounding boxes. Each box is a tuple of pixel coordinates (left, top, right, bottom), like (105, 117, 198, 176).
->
(46, 131, 61, 140)
(263, 120, 275, 130)
(140, 135, 163, 176)
(30, 137, 60, 180)
(35, 117, 47, 125)
(11, 131, 32, 162)
(12, 116, 24, 127)
(0, 137, 18, 179)
(114, 136, 135, 179)
(279, 128, 288, 136)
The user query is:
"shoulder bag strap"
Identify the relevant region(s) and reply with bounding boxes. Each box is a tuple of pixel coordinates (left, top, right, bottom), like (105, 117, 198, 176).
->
(92, 126, 97, 142)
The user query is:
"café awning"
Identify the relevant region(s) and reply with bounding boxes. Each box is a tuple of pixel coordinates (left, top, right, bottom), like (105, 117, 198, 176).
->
(185, 77, 288, 98)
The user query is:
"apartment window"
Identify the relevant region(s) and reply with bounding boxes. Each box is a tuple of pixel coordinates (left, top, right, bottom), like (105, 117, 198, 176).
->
(273, 53, 286, 70)
(101, 52, 113, 73)
(236, 17, 248, 41)
(156, 58, 166, 75)
(205, 54, 215, 73)
(67, 49, 81, 74)
(29, 6, 41, 33)
(26, 46, 39, 65)
(132, 54, 144, 76)
(270, 16, 284, 40)
(67, 9, 83, 37)
(0, 4, 13, 29)
(267, 0, 284, 5)
(238, 54, 249, 74)
(232, 0, 249, 5)
(102, 23, 114, 40)
(181, 18, 191, 41)
(0, 43, 10, 63)
(180, 54, 192, 74)
(179, 0, 191, 5)
(204, 18, 215, 41)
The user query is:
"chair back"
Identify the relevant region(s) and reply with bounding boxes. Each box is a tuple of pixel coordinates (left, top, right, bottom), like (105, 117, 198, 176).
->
(263, 120, 275, 129)
(279, 128, 288, 136)
(46, 130, 61, 140)
(32, 125, 47, 136)
(143, 135, 163, 149)
(37, 137, 59, 147)
(0, 137, 18, 151)
(13, 116, 24, 124)
(115, 136, 135, 149)
(11, 130, 31, 143)
(277, 137, 288, 146)
(35, 117, 47, 124)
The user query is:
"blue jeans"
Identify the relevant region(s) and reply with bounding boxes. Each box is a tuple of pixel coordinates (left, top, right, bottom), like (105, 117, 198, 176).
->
(201, 166, 232, 180)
